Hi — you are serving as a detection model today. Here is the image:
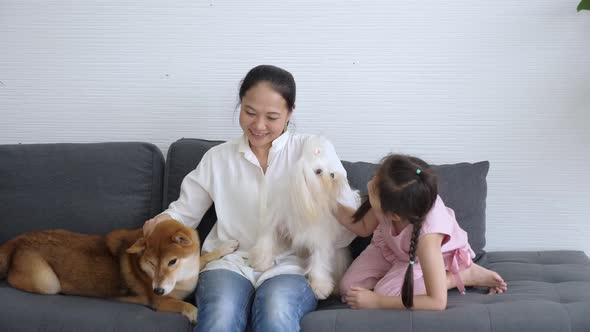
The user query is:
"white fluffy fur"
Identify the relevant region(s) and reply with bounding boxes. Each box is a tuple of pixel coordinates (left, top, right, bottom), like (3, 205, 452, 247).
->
(249, 135, 360, 299)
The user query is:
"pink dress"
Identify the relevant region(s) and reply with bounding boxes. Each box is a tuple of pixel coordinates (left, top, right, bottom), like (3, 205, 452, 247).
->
(340, 195, 475, 296)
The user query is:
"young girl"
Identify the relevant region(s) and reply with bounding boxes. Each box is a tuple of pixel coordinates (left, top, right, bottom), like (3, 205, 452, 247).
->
(337, 154, 508, 310)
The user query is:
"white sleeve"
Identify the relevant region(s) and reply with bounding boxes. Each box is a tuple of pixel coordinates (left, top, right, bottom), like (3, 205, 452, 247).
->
(161, 150, 214, 229)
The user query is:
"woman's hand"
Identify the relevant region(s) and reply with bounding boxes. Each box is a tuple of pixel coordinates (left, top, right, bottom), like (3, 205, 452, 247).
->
(344, 287, 382, 309)
(143, 213, 172, 236)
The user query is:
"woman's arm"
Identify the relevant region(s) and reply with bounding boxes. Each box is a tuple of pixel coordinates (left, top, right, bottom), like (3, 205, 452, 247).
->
(345, 233, 448, 310)
(335, 204, 380, 237)
(143, 170, 213, 235)
(164, 168, 213, 227)
(143, 151, 215, 235)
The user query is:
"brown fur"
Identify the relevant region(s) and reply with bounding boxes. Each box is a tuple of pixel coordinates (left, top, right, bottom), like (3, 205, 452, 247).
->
(0, 220, 238, 323)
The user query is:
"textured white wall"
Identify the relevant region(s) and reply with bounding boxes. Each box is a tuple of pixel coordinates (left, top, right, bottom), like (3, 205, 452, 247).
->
(1, 0, 589, 254)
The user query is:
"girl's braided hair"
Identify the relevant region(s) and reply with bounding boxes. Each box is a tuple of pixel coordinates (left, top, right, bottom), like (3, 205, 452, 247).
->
(353, 154, 438, 308)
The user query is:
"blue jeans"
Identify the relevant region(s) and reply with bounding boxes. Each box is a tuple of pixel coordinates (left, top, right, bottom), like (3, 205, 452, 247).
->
(194, 269, 317, 332)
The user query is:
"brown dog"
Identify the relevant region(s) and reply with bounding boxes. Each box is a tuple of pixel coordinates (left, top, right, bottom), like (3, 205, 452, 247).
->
(0, 220, 238, 323)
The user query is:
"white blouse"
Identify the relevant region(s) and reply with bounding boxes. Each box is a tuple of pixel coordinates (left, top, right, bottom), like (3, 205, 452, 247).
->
(162, 131, 358, 287)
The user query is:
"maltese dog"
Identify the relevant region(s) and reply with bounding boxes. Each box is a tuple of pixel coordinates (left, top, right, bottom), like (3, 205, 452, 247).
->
(249, 135, 359, 299)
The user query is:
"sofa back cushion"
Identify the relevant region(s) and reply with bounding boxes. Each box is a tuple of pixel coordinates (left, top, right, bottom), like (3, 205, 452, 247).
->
(164, 138, 489, 259)
(343, 160, 489, 260)
(0, 142, 164, 243)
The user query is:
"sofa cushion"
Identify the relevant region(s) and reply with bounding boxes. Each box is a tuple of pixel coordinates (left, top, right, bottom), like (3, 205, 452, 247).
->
(343, 160, 489, 260)
(164, 139, 489, 259)
(435, 161, 489, 259)
(0, 281, 191, 332)
(0, 142, 164, 243)
(303, 250, 590, 332)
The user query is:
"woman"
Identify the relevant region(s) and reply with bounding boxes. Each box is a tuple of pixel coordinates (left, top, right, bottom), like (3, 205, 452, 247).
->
(143, 65, 357, 332)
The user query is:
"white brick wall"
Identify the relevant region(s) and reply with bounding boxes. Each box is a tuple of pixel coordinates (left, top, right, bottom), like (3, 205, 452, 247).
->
(1, 0, 589, 253)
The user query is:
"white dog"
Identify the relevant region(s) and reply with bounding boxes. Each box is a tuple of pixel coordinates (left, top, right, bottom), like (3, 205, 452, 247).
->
(249, 135, 360, 299)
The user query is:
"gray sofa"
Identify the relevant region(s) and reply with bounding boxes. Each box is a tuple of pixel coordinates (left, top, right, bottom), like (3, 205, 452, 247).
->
(1, 139, 589, 332)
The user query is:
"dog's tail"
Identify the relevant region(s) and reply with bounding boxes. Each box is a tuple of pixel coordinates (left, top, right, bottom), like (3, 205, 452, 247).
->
(0, 240, 17, 280)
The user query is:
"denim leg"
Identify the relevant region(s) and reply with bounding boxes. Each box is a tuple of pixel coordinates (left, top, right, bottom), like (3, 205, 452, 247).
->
(194, 269, 255, 332)
(251, 274, 318, 332)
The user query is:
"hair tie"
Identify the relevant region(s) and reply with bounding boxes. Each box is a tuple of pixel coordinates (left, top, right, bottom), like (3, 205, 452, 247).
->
(416, 169, 421, 175)
(409, 260, 415, 265)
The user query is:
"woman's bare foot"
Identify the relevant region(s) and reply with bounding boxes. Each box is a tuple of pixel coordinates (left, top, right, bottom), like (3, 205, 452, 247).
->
(460, 263, 508, 294)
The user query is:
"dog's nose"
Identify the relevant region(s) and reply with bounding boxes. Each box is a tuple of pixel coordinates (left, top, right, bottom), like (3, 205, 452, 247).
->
(330, 172, 335, 178)
(153, 287, 165, 296)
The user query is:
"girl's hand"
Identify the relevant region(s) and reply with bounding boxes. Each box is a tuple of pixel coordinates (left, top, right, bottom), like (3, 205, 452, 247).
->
(345, 287, 381, 309)
(143, 213, 172, 236)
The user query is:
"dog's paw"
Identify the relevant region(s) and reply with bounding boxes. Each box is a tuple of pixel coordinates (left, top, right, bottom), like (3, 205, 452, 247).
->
(219, 239, 239, 256)
(182, 303, 198, 324)
(248, 246, 274, 272)
(309, 277, 334, 300)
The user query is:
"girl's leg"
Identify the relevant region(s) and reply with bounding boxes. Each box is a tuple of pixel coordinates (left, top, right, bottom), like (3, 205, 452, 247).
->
(251, 274, 317, 332)
(373, 262, 508, 297)
(339, 244, 391, 295)
(373, 262, 426, 296)
(446, 263, 508, 293)
(194, 269, 255, 332)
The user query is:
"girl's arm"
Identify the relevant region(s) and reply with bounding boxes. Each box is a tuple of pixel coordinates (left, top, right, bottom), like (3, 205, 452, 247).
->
(346, 233, 448, 310)
(322, 137, 378, 238)
(335, 204, 380, 237)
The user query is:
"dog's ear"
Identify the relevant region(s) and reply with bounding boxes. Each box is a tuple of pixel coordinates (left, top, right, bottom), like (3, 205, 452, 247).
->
(172, 231, 193, 246)
(331, 172, 349, 200)
(291, 165, 319, 219)
(127, 237, 146, 254)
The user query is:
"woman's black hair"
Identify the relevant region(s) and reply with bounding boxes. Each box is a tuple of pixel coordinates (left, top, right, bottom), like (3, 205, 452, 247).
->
(238, 64, 296, 113)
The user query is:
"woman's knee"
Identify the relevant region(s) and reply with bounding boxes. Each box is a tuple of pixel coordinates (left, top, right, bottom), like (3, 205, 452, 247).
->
(252, 274, 317, 332)
(194, 270, 254, 332)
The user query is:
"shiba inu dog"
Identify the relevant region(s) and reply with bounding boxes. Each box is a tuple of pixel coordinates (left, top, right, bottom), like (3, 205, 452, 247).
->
(0, 219, 238, 323)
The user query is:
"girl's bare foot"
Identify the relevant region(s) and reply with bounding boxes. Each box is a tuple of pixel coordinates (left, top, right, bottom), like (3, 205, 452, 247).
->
(487, 285, 506, 295)
(460, 263, 508, 294)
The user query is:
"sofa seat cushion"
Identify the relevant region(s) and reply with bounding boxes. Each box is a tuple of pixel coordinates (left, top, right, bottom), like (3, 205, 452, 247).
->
(0, 281, 191, 332)
(304, 250, 590, 332)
